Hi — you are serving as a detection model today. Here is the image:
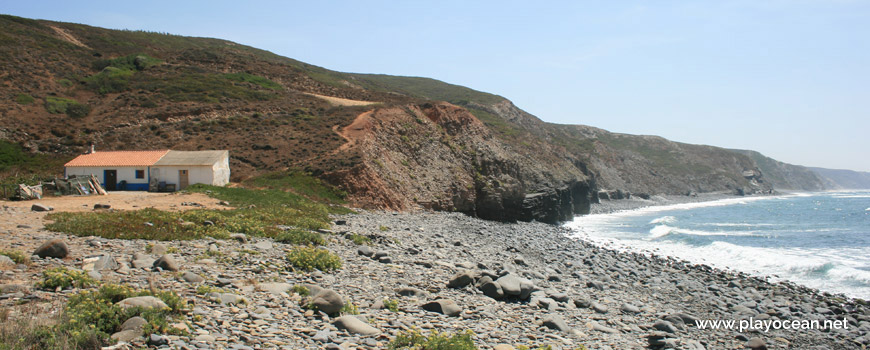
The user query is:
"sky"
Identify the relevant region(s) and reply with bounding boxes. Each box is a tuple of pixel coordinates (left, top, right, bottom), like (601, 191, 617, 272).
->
(5, 1, 870, 171)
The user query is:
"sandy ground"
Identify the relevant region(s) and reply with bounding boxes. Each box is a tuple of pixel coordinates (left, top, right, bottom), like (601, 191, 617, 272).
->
(0, 192, 227, 272)
(0, 191, 224, 213)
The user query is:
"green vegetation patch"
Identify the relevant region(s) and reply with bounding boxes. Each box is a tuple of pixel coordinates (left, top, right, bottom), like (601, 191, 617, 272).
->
(15, 93, 34, 105)
(44, 96, 90, 118)
(275, 228, 325, 246)
(37, 267, 96, 290)
(383, 298, 399, 312)
(388, 329, 477, 350)
(0, 249, 28, 265)
(0, 282, 187, 349)
(242, 170, 348, 205)
(86, 54, 161, 94)
(137, 70, 277, 103)
(46, 185, 343, 241)
(222, 72, 282, 90)
(0, 140, 69, 187)
(347, 233, 371, 245)
(286, 246, 342, 272)
(62, 284, 187, 346)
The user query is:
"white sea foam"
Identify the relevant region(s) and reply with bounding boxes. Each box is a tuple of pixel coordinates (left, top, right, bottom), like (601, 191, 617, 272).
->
(568, 228, 870, 299)
(648, 224, 756, 239)
(565, 192, 870, 299)
(649, 216, 676, 225)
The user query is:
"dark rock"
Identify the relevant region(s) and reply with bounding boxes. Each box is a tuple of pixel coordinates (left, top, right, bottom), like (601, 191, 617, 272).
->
(421, 299, 461, 317)
(395, 287, 427, 298)
(311, 288, 344, 314)
(480, 280, 504, 299)
(147, 334, 169, 347)
(378, 256, 393, 263)
(653, 320, 678, 334)
(541, 314, 571, 332)
(181, 271, 205, 283)
(33, 239, 68, 259)
(447, 271, 475, 288)
(153, 255, 179, 272)
(230, 233, 248, 244)
(93, 203, 111, 210)
(31, 204, 52, 212)
(357, 246, 374, 257)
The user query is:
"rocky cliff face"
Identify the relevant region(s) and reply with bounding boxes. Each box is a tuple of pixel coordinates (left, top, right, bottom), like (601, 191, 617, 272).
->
(322, 102, 594, 223)
(731, 150, 827, 191)
(808, 167, 870, 189)
(463, 101, 773, 197)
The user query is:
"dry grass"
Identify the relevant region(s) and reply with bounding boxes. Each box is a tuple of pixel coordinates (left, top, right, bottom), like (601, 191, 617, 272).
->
(0, 302, 99, 350)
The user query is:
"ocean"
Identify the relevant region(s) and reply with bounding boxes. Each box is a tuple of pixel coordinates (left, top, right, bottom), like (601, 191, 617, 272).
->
(565, 191, 870, 300)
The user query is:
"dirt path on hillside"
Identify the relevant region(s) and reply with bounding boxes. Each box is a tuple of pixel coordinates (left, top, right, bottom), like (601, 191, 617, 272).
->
(331, 110, 374, 155)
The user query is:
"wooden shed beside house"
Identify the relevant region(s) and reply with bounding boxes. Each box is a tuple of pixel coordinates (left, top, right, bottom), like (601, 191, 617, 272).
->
(64, 149, 229, 191)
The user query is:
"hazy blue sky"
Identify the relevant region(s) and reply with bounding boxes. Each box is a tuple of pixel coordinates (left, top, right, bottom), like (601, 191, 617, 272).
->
(6, 1, 869, 171)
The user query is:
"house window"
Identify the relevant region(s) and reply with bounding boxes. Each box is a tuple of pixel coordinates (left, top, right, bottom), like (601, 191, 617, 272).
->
(135, 170, 145, 179)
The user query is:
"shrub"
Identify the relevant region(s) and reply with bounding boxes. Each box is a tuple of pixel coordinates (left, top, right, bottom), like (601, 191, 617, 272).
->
(291, 285, 310, 296)
(340, 301, 359, 315)
(37, 267, 96, 290)
(347, 233, 371, 245)
(0, 249, 28, 264)
(379, 225, 389, 232)
(65, 102, 91, 118)
(222, 72, 282, 90)
(61, 284, 188, 346)
(383, 298, 399, 313)
(195, 285, 227, 295)
(15, 93, 34, 105)
(275, 228, 324, 246)
(44, 96, 89, 118)
(388, 329, 477, 350)
(286, 246, 341, 272)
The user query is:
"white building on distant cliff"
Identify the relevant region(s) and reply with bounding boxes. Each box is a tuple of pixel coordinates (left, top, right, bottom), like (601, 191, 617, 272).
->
(64, 149, 229, 191)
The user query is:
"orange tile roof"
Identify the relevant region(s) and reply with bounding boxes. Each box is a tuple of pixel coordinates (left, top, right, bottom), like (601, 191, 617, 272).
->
(64, 150, 170, 167)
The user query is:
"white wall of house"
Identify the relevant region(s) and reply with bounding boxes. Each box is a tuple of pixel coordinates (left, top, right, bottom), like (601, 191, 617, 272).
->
(212, 154, 230, 186)
(150, 165, 214, 189)
(65, 166, 150, 190)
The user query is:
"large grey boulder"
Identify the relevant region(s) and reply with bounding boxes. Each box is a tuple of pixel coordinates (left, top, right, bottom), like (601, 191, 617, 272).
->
(447, 271, 475, 288)
(153, 254, 179, 271)
(542, 314, 571, 332)
(34, 239, 69, 259)
(421, 299, 461, 317)
(310, 288, 344, 314)
(496, 274, 522, 296)
(480, 280, 504, 299)
(332, 316, 380, 335)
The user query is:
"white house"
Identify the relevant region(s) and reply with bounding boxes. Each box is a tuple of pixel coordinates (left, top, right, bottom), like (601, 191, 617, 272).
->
(64, 149, 230, 191)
